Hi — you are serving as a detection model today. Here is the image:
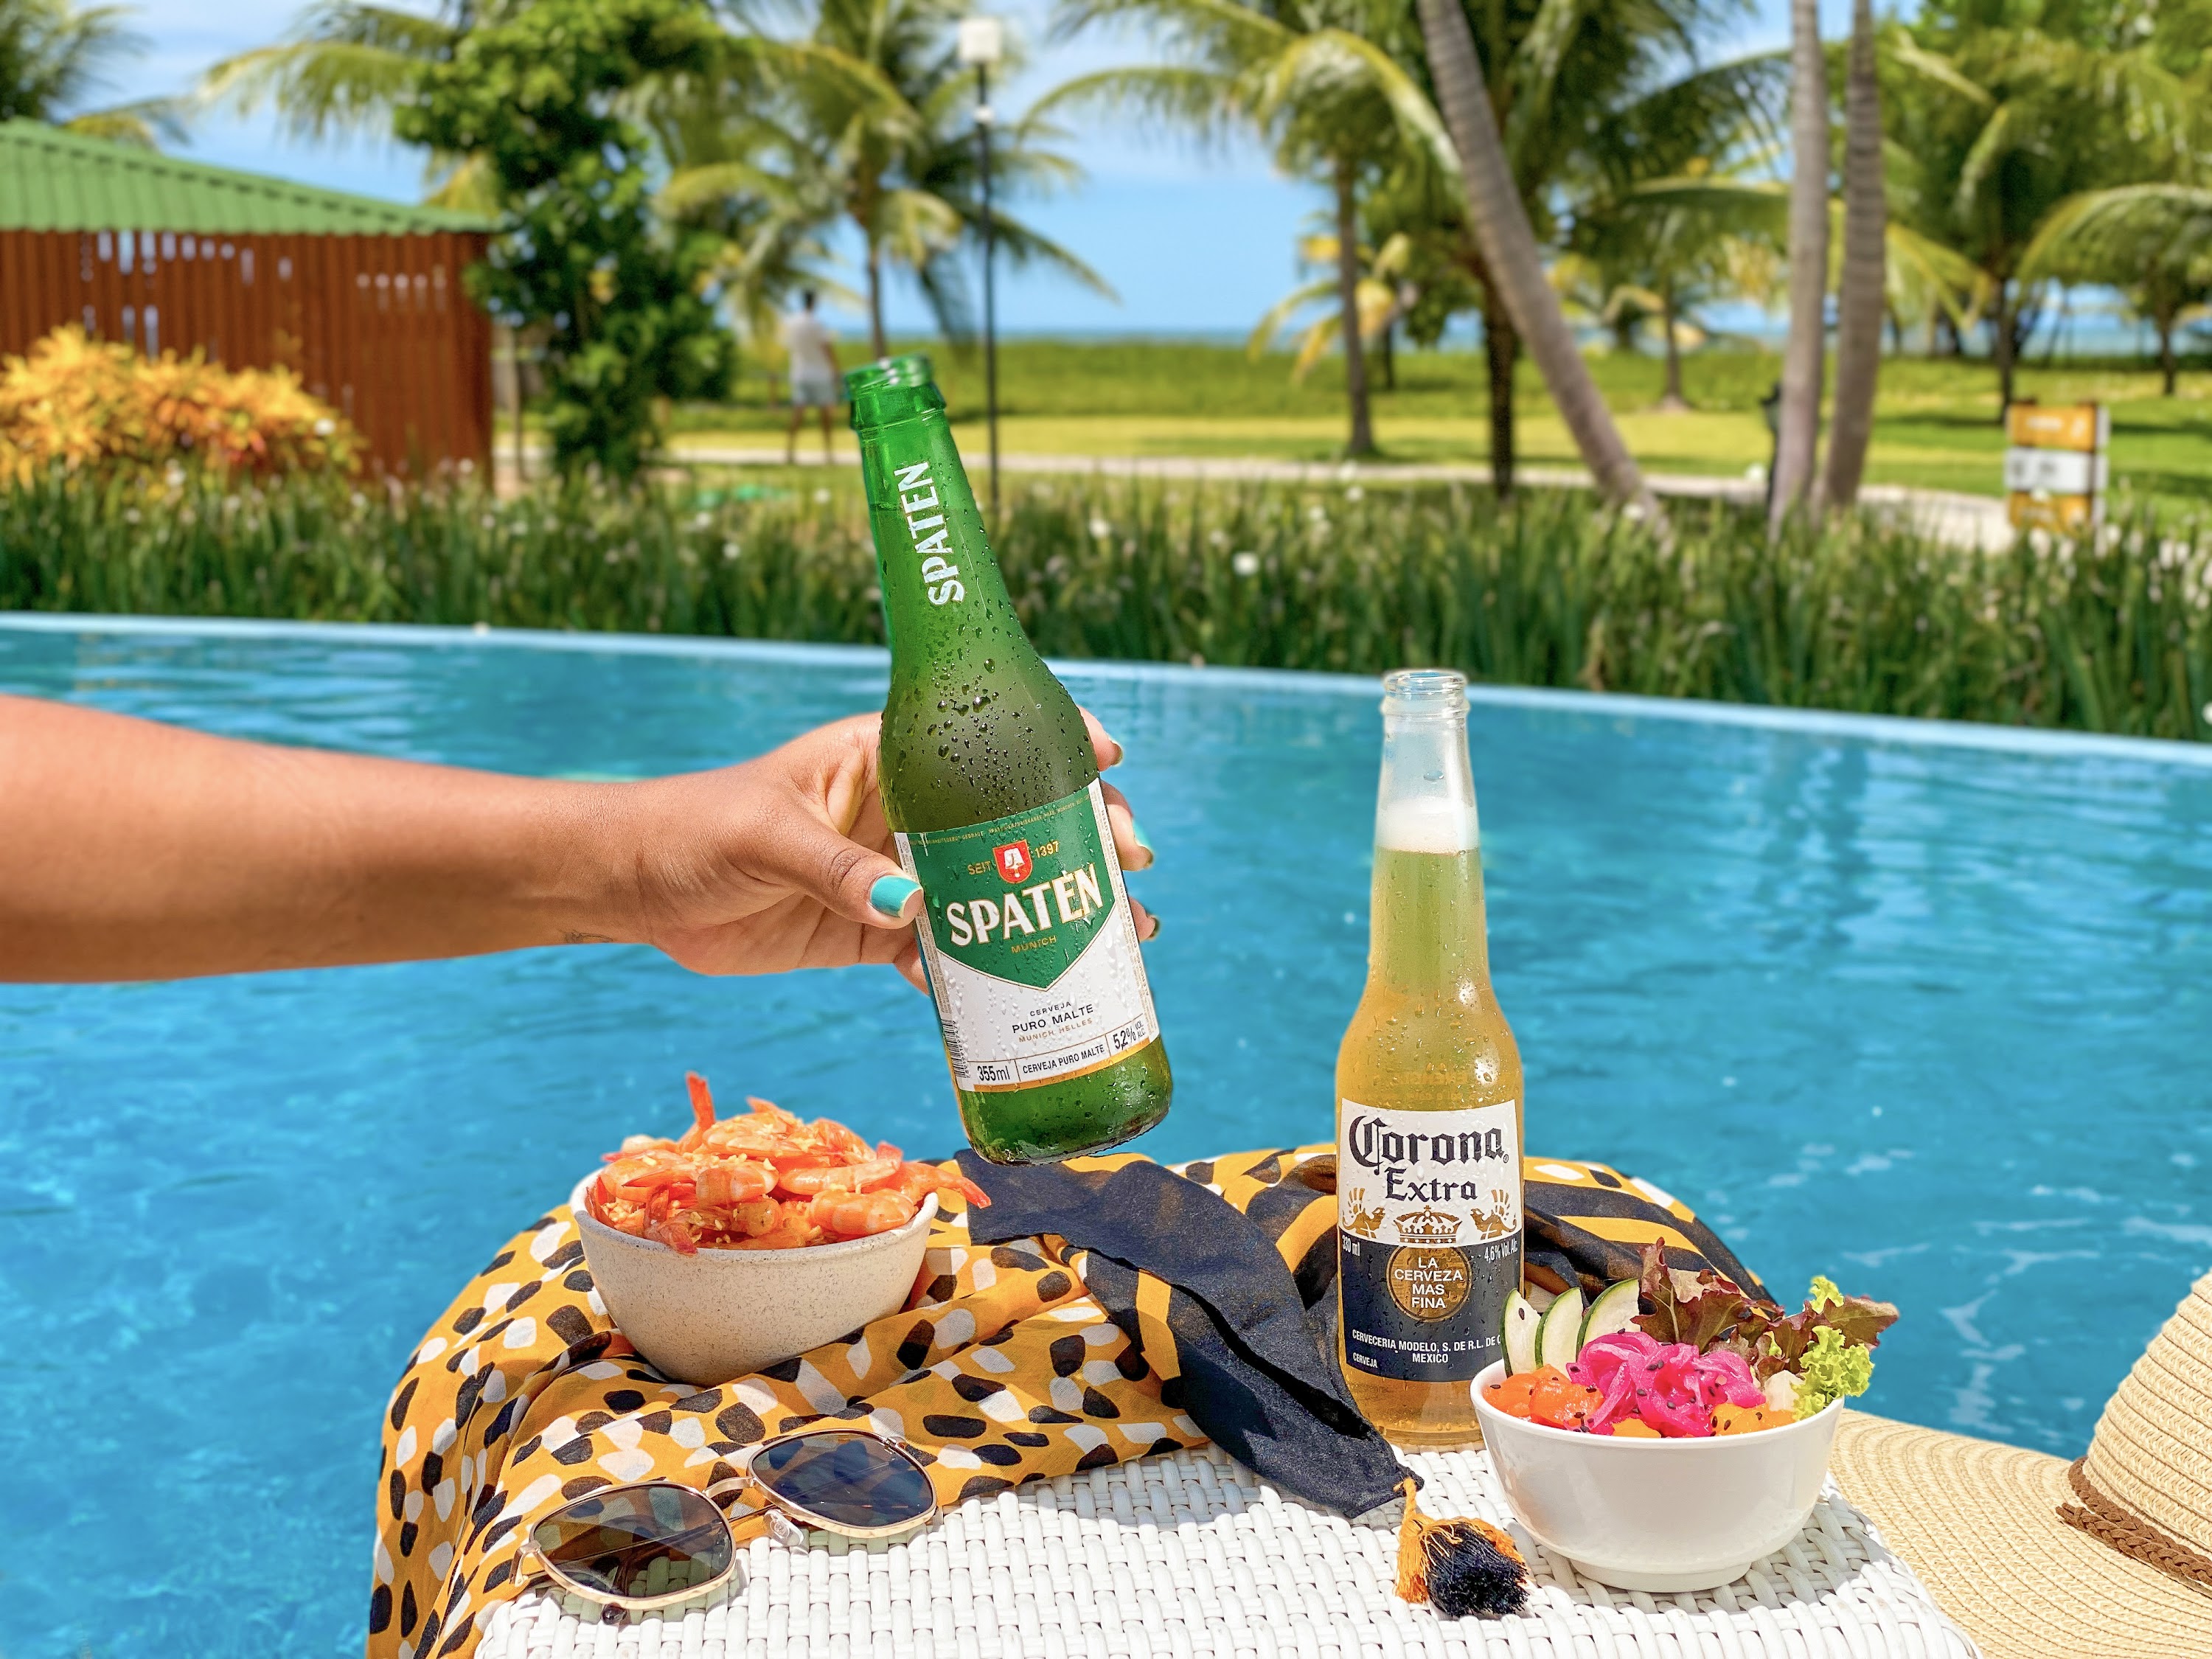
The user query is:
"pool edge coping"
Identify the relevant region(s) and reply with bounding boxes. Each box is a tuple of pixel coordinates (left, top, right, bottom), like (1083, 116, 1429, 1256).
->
(7, 611, 2211, 771)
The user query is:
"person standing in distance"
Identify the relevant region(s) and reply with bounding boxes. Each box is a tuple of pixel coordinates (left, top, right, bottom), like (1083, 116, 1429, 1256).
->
(781, 291, 841, 465)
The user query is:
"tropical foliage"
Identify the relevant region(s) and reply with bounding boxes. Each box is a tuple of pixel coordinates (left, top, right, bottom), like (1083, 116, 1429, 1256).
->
(395, 0, 735, 478)
(0, 326, 361, 481)
(6, 466, 2212, 742)
(0, 0, 177, 142)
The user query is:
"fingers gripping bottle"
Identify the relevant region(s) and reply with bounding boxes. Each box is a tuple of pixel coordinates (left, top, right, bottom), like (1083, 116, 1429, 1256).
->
(849, 355, 1172, 1163)
(1336, 669, 1524, 1447)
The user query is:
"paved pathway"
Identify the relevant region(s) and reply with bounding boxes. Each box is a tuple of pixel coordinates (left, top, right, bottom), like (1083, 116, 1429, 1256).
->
(504, 441, 2018, 552)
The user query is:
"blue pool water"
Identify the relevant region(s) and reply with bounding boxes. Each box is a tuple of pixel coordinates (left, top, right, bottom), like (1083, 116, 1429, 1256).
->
(4, 616, 2211, 1657)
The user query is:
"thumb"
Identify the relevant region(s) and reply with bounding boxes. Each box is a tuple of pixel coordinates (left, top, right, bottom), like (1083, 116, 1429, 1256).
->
(771, 813, 923, 930)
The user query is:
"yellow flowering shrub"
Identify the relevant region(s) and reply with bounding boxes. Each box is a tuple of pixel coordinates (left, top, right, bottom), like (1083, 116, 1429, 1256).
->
(0, 326, 361, 481)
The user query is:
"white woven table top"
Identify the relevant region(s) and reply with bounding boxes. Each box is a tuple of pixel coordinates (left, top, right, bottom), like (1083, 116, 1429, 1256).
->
(474, 1441, 1980, 1659)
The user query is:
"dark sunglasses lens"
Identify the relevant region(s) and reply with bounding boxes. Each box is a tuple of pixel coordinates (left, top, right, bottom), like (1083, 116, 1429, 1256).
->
(530, 1486, 731, 1599)
(755, 1432, 936, 1529)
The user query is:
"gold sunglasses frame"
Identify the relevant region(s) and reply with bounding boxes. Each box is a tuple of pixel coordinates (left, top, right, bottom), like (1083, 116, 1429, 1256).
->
(514, 1481, 742, 1622)
(514, 1426, 940, 1618)
(730, 1425, 942, 1542)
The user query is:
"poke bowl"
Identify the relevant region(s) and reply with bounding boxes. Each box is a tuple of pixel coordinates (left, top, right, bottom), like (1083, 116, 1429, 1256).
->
(1467, 1251, 1896, 1591)
(1472, 1357, 1846, 1591)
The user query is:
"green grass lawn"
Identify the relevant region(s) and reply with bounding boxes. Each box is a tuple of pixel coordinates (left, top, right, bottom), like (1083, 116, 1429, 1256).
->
(641, 338, 2212, 517)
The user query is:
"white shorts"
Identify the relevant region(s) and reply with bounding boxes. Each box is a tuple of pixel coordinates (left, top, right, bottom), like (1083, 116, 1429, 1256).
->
(790, 373, 839, 409)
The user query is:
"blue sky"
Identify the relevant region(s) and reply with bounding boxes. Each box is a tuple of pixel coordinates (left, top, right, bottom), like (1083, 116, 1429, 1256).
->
(101, 0, 1820, 338)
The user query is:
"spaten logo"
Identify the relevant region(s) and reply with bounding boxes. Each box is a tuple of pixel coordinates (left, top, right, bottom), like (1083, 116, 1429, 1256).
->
(995, 841, 1033, 883)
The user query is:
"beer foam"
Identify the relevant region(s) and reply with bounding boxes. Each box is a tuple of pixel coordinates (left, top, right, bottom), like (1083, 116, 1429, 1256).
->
(1377, 797, 1479, 854)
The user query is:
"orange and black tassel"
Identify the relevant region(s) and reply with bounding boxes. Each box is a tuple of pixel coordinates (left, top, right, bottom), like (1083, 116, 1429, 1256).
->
(1393, 1477, 1530, 1618)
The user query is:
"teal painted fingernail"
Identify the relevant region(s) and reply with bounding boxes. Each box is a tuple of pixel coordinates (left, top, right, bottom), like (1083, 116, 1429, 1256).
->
(869, 874, 922, 919)
(1130, 818, 1155, 860)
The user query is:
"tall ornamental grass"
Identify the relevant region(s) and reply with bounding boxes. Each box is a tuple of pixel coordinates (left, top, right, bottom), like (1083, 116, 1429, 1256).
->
(3, 467, 2208, 740)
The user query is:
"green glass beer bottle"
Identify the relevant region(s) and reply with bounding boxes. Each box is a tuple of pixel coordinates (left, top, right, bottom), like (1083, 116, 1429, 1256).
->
(849, 355, 1172, 1163)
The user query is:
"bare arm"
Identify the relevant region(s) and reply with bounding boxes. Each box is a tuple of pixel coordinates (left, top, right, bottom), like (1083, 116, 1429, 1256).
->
(0, 696, 1152, 984)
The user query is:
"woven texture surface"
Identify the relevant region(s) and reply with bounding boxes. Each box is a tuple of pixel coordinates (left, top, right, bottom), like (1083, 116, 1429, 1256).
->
(474, 1441, 1979, 1658)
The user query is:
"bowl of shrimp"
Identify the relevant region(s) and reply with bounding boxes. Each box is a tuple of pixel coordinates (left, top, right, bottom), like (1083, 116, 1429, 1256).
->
(570, 1074, 989, 1385)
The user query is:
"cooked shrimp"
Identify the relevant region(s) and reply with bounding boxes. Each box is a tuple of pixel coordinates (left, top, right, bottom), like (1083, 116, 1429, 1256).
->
(893, 1161, 993, 1211)
(725, 1197, 783, 1237)
(693, 1161, 772, 1206)
(777, 1156, 902, 1197)
(649, 1214, 700, 1255)
(810, 1189, 920, 1240)
(585, 1077, 974, 1250)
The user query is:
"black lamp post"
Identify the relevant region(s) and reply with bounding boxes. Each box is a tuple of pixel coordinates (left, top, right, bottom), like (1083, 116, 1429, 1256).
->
(958, 15, 1004, 518)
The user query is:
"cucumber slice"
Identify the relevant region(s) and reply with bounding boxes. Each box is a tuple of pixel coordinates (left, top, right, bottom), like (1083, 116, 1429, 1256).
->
(1501, 1291, 1542, 1376)
(1536, 1286, 1585, 1372)
(1579, 1278, 1643, 1354)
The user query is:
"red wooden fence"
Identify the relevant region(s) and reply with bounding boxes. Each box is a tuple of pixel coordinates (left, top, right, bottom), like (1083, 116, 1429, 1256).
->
(0, 228, 493, 472)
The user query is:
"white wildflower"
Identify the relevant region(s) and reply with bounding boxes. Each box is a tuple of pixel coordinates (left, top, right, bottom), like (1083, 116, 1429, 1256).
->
(1307, 504, 1326, 524)
(813, 488, 831, 504)
(694, 511, 712, 529)
(722, 541, 741, 561)
(1089, 516, 1112, 540)
(1232, 552, 1261, 577)
(1344, 485, 1364, 503)
(1208, 528, 1229, 549)
(313, 419, 336, 437)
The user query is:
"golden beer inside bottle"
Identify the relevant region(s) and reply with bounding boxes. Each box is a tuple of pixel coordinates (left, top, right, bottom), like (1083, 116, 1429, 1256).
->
(1336, 671, 1525, 1449)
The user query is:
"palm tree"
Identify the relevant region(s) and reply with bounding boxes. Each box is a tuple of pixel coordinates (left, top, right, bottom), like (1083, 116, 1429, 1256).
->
(1248, 220, 1415, 379)
(1885, 8, 2203, 415)
(1561, 54, 1787, 412)
(198, 2, 493, 201)
(1413, 0, 1652, 511)
(1046, 0, 1455, 459)
(1768, 0, 1827, 533)
(671, 0, 1104, 359)
(1, 0, 178, 144)
(1818, 0, 1884, 511)
(2022, 184, 2212, 396)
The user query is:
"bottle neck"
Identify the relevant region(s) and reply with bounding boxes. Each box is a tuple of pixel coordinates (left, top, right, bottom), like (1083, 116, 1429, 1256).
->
(856, 403, 1015, 669)
(1368, 708, 1489, 988)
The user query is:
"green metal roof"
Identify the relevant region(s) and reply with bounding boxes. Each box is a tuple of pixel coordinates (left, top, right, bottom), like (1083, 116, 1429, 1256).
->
(0, 120, 495, 236)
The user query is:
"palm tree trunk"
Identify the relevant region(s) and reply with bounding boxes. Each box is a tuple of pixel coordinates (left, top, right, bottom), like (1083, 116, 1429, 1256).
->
(1770, 0, 1829, 535)
(1484, 285, 1516, 498)
(1415, 0, 1654, 517)
(1818, 0, 1885, 512)
(2159, 315, 2177, 395)
(1991, 279, 2014, 419)
(1335, 159, 1375, 458)
(1659, 285, 1686, 410)
(866, 238, 888, 359)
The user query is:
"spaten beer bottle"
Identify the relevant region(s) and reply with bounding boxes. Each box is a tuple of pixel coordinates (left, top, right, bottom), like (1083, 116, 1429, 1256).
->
(850, 355, 1171, 1163)
(1336, 669, 1524, 1447)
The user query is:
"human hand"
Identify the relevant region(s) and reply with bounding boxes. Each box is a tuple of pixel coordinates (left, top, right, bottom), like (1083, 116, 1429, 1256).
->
(594, 711, 1157, 989)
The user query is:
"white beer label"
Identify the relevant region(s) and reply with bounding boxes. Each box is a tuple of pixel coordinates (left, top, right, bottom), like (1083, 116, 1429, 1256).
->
(895, 781, 1159, 1093)
(1338, 1099, 1523, 1381)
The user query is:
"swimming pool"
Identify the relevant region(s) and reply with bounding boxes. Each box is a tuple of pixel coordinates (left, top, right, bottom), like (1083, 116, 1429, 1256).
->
(4, 616, 2210, 1658)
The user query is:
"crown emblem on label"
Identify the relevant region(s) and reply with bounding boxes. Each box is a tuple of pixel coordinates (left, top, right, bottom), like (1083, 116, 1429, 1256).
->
(1393, 1206, 1462, 1245)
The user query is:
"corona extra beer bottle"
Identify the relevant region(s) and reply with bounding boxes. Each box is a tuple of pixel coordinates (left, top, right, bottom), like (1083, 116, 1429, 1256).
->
(1336, 669, 1524, 1446)
(849, 355, 1172, 1163)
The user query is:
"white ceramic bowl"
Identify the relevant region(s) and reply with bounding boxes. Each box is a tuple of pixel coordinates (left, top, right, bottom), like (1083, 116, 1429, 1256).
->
(569, 1174, 936, 1386)
(1470, 1359, 1845, 1591)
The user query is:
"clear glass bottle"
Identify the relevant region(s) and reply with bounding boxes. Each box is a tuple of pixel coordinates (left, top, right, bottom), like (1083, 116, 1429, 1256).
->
(1335, 669, 1524, 1447)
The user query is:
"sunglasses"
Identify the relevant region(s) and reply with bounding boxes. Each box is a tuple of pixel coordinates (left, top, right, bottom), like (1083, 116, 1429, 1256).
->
(515, 1427, 941, 1622)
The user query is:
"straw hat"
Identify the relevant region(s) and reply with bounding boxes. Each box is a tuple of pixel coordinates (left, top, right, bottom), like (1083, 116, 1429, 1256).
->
(1830, 1269, 2212, 1658)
